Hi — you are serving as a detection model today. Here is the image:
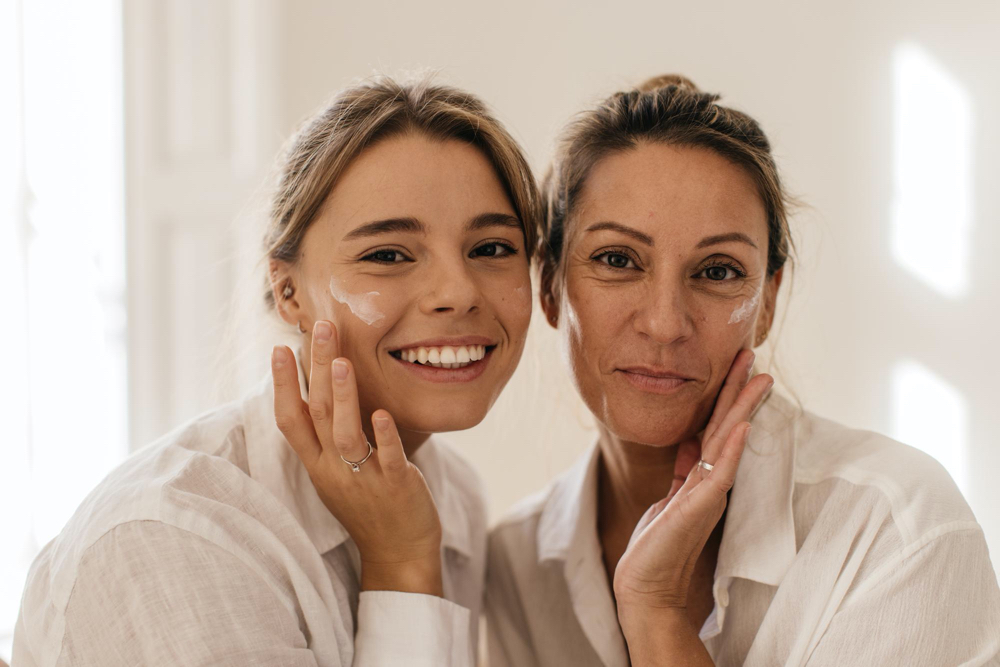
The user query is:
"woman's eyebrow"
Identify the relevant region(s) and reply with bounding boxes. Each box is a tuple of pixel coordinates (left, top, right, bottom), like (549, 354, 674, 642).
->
(466, 212, 522, 232)
(342, 217, 425, 240)
(584, 221, 655, 246)
(696, 232, 758, 249)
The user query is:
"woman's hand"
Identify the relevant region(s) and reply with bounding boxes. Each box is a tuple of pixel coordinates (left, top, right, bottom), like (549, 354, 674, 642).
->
(613, 349, 773, 656)
(271, 320, 444, 596)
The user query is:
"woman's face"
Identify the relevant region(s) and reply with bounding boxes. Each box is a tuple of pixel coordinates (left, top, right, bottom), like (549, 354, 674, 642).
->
(275, 132, 532, 434)
(548, 143, 781, 446)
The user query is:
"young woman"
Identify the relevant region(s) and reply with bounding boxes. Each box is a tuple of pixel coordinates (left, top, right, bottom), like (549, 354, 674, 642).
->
(13, 77, 540, 666)
(485, 75, 1000, 665)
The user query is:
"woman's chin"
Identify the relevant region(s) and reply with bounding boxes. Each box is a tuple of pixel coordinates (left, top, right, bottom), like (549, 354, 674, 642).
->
(603, 407, 704, 447)
(391, 406, 489, 437)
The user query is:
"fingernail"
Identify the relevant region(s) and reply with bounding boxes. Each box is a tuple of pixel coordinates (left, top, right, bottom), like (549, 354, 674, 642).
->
(314, 321, 332, 342)
(374, 415, 390, 431)
(333, 359, 348, 382)
(272, 345, 288, 367)
(744, 424, 753, 440)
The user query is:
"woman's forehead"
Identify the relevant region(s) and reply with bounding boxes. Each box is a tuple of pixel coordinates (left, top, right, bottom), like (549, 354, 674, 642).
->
(570, 144, 767, 249)
(314, 134, 517, 240)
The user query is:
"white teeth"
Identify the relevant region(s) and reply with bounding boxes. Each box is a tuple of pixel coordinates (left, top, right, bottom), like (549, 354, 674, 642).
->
(394, 344, 492, 369)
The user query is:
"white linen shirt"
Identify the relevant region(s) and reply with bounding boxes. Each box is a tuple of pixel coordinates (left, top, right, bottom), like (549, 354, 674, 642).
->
(486, 393, 1000, 666)
(13, 365, 486, 666)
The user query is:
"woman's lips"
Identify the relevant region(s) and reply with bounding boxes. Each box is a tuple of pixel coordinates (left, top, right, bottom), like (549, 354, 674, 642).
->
(616, 367, 693, 395)
(390, 347, 493, 383)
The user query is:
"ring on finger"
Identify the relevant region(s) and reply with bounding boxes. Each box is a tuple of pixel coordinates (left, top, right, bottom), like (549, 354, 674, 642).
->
(696, 459, 714, 473)
(341, 435, 374, 473)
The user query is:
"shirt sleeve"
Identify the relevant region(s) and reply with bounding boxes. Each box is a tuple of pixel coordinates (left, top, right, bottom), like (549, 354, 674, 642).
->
(57, 521, 320, 667)
(353, 591, 472, 666)
(484, 531, 540, 667)
(55, 521, 473, 667)
(804, 526, 1000, 666)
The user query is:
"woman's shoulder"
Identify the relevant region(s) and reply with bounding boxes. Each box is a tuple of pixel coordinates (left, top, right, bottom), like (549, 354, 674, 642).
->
(25, 387, 308, 613)
(780, 395, 979, 547)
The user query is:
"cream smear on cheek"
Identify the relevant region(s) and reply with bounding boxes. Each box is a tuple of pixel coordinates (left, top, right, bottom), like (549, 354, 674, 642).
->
(329, 276, 385, 326)
(728, 288, 761, 324)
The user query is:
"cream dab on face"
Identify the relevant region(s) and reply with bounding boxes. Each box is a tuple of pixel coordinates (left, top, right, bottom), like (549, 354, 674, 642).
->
(329, 276, 385, 326)
(728, 288, 761, 324)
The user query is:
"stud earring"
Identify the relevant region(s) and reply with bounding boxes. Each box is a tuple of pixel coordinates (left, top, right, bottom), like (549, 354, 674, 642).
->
(282, 285, 294, 300)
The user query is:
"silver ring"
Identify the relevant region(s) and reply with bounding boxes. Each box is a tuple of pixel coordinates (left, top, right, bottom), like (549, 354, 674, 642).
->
(696, 459, 714, 473)
(341, 436, 374, 473)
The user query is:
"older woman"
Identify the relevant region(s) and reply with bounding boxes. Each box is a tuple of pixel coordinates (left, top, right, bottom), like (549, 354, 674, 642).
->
(485, 75, 1000, 666)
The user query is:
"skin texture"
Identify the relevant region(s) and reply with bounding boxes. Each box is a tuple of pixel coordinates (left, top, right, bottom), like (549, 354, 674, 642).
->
(269, 132, 532, 595)
(542, 142, 783, 665)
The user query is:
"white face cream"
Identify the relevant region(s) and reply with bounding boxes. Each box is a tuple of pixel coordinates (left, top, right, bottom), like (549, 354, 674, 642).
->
(728, 288, 761, 324)
(329, 276, 385, 326)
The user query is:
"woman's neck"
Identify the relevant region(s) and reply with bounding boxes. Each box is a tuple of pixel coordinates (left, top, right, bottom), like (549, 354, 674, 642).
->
(596, 427, 681, 585)
(597, 427, 680, 526)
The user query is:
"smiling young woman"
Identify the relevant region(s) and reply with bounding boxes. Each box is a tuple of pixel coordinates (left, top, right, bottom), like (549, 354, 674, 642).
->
(485, 75, 1000, 666)
(13, 76, 540, 666)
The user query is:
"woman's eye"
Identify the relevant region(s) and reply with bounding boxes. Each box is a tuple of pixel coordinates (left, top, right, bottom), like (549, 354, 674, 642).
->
(596, 252, 635, 269)
(471, 242, 517, 258)
(362, 249, 408, 263)
(701, 265, 743, 281)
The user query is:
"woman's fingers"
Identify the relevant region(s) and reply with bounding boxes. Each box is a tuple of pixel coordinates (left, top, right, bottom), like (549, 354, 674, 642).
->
(703, 349, 754, 443)
(331, 357, 370, 462)
(308, 321, 340, 452)
(272, 345, 321, 466)
(673, 440, 701, 479)
(372, 410, 407, 479)
(701, 373, 773, 463)
(691, 421, 750, 505)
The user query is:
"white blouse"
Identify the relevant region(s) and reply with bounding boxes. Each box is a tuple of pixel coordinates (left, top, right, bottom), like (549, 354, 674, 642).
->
(486, 393, 1000, 666)
(13, 364, 486, 666)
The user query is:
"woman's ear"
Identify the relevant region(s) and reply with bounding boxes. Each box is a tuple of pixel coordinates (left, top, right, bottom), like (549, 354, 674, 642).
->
(539, 263, 561, 329)
(268, 259, 306, 329)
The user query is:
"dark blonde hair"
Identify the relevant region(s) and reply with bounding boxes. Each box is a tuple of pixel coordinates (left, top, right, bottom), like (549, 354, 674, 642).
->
(263, 75, 541, 307)
(539, 74, 794, 297)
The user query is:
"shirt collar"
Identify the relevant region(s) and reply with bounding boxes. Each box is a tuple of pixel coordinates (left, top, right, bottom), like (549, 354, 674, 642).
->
(715, 392, 799, 586)
(241, 354, 473, 559)
(535, 392, 799, 588)
(537, 443, 602, 563)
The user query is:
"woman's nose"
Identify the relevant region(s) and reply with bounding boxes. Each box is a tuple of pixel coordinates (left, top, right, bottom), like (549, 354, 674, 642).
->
(633, 278, 696, 344)
(416, 261, 483, 316)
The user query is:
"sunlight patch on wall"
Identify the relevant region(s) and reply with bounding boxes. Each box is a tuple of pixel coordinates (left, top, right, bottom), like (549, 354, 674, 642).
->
(891, 43, 973, 299)
(891, 359, 968, 494)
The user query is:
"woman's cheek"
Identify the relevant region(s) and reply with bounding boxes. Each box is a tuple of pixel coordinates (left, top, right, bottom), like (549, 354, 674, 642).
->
(487, 271, 532, 335)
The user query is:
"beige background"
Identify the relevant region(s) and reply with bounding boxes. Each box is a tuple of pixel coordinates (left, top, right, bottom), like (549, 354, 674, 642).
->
(121, 0, 1000, 566)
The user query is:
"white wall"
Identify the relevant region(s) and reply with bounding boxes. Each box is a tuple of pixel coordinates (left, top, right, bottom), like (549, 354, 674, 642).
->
(125, 0, 1000, 570)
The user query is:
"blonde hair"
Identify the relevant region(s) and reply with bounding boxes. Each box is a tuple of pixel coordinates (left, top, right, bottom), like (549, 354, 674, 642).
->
(263, 75, 541, 307)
